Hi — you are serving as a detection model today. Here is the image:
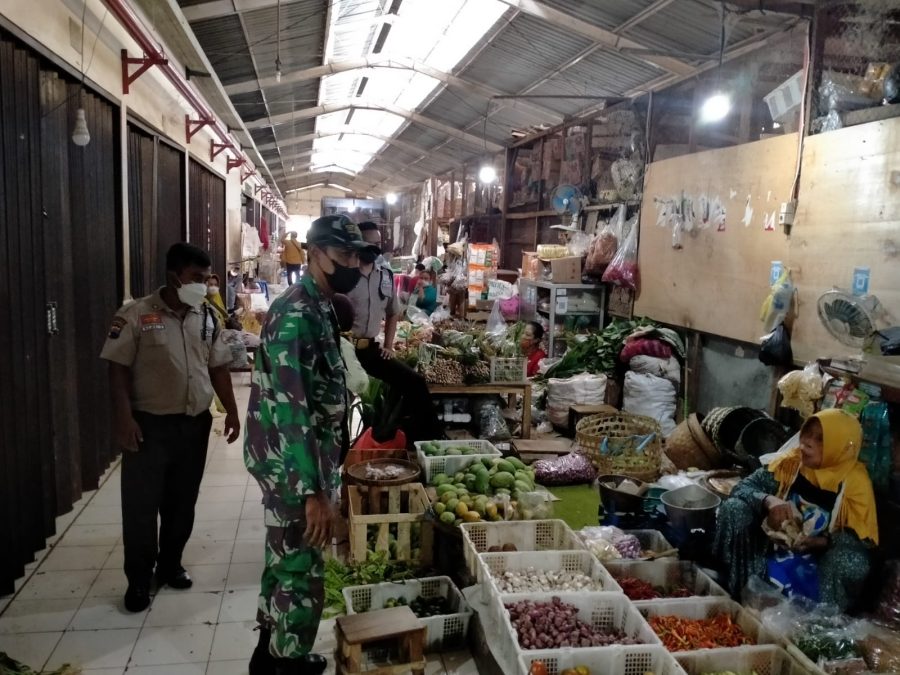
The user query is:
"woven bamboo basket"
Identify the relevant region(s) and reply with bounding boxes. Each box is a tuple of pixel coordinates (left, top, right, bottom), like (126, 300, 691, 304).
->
(575, 412, 662, 482)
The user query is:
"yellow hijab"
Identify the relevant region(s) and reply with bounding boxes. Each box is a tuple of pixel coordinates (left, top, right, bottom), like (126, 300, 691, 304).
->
(768, 409, 878, 545)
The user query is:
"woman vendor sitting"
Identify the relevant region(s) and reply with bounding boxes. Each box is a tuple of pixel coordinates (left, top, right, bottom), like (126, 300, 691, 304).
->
(714, 409, 878, 611)
(520, 321, 548, 378)
(414, 268, 439, 315)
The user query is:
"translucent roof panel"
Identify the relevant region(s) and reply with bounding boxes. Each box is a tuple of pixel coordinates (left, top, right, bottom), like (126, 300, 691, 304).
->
(311, 0, 507, 178)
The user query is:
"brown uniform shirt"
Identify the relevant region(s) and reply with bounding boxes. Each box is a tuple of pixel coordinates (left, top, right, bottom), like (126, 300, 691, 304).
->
(100, 289, 232, 416)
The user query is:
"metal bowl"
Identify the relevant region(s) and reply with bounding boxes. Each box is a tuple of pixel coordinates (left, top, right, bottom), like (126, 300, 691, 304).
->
(598, 474, 648, 514)
(661, 484, 721, 534)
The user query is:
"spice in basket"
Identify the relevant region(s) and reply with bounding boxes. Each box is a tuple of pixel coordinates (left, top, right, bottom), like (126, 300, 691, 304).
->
(617, 576, 692, 601)
(649, 614, 753, 651)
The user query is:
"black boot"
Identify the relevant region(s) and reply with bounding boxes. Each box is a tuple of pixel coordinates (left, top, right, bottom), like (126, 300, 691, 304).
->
(274, 654, 328, 675)
(249, 626, 276, 675)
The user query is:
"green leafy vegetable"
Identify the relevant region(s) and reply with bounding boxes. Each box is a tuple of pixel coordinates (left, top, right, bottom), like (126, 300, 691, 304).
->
(323, 552, 417, 618)
(538, 318, 655, 380)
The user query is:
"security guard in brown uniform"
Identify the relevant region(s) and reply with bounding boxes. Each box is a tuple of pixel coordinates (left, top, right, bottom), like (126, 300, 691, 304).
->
(101, 243, 240, 612)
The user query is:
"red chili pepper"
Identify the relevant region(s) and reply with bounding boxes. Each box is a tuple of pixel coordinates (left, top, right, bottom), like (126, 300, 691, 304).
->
(648, 614, 753, 651)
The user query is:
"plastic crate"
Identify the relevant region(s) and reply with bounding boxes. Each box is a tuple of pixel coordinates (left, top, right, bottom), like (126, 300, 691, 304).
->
(495, 592, 662, 672)
(604, 560, 727, 604)
(677, 644, 808, 675)
(479, 549, 621, 600)
(490, 356, 527, 383)
(520, 645, 686, 675)
(626, 529, 676, 557)
(638, 597, 774, 652)
(342, 576, 473, 652)
(460, 519, 585, 582)
(414, 439, 501, 484)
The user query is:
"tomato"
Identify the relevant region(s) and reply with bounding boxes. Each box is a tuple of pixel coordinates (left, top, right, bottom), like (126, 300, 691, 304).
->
(529, 661, 549, 675)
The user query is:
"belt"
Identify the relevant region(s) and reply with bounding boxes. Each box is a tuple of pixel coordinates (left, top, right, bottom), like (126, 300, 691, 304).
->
(348, 336, 375, 350)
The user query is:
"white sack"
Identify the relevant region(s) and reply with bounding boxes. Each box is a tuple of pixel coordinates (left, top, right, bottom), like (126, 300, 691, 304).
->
(622, 371, 677, 436)
(547, 373, 608, 428)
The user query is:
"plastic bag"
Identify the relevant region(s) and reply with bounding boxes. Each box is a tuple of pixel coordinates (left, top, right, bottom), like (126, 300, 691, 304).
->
(584, 220, 618, 276)
(602, 213, 639, 290)
(760, 267, 795, 332)
(475, 396, 511, 441)
(515, 491, 554, 520)
(485, 300, 508, 345)
(778, 363, 826, 417)
(532, 453, 597, 486)
(431, 306, 450, 324)
(858, 627, 900, 672)
(874, 560, 900, 629)
(578, 526, 642, 560)
(742, 575, 785, 612)
(759, 322, 794, 367)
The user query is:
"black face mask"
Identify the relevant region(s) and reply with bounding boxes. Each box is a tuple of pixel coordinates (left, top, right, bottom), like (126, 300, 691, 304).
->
(359, 249, 380, 264)
(325, 256, 362, 294)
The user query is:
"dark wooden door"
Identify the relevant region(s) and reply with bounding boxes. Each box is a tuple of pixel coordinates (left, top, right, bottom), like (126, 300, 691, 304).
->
(188, 158, 226, 276)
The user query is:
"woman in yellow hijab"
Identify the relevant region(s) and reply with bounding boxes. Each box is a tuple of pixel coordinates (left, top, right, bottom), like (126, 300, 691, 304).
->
(714, 409, 878, 610)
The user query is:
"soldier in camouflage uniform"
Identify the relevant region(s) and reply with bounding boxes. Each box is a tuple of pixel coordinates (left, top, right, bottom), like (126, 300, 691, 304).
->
(245, 215, 369, 675)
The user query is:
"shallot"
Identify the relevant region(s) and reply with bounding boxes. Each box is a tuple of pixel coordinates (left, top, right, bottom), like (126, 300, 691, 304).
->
(505, 597, 640, 650)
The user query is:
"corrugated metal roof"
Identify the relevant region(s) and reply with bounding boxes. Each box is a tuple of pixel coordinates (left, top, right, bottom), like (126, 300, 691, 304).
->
(189, 15, 256, 85)
(243, 0, 327, 75)
(460, 14, 594, 93)
(541, 0, 660, 31)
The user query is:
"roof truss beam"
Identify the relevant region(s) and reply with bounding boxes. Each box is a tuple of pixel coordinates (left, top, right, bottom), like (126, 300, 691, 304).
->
(495, 0, 696, 76)
(182, 0, 309, 22)
(257, 127, 441, 158)
(245, 101, 504, 152)
(225, 56, 563, 125)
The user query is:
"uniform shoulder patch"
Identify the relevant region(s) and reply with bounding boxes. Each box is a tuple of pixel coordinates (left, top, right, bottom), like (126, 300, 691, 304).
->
(108, 317, 127, 339)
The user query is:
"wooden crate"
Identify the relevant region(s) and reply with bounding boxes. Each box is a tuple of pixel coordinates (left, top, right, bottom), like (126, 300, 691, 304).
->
(348, 483, 433, 566)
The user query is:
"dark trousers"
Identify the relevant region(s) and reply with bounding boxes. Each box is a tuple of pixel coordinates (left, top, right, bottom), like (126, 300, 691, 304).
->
(286, 264, 302, 285)
(355, 342, 442, 443)
(122, 410, 213, 586)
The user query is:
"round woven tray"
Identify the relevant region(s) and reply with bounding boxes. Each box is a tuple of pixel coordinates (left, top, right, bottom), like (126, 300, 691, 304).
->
(703, 407, 767, 454)
(575, 412, 662, 482)
(687, 412, 721, 468)
(665, 419, 713, 470)
(345, 458, 420, 487)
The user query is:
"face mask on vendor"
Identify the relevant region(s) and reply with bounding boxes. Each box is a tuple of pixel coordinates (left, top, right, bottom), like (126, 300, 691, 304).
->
(359, 248, 380, 264)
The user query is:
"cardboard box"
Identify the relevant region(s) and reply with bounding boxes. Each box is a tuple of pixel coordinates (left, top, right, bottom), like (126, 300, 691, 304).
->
(521, 251, 540, 279)
(548, 256, 582, 283)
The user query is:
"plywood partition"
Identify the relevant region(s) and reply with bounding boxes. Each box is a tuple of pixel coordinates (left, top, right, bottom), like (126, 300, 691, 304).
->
(789, 117, 900, 360)
(634, 133, 799, 343)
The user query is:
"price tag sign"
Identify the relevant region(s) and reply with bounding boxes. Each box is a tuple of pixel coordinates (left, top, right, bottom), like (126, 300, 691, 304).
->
(852, 267, 870, 296)
(555, 289, 568, 314)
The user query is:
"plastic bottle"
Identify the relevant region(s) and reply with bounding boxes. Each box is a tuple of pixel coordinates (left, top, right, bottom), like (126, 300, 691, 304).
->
(859, 383, 891, 491)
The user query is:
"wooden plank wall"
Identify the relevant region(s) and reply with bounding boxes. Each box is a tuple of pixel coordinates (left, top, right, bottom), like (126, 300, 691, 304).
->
(789, 117, 900, 359)
(634, 133, 799, 343)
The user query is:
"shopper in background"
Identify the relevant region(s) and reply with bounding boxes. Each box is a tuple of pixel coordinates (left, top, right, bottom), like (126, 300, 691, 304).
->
(100, 243, 240, 613)
(244, 215, 367, 675)
(347, 221, 443, 443)
(521, 321, 548, 377)
(715, 409, 878, 611)
(281, 231, 305, 284)
(205, 274, 229, 322)
(413, 267, 439, 316)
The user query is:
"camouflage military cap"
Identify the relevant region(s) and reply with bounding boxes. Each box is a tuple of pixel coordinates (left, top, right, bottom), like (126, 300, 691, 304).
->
(303, 214, 369, 251)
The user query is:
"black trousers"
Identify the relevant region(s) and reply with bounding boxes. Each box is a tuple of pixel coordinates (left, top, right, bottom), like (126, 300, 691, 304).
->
(122, 410, 212, 586)
(355, 342, 443, 443)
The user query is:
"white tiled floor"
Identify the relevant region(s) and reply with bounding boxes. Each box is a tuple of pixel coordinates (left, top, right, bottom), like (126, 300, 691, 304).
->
(0, 374, 480, 674)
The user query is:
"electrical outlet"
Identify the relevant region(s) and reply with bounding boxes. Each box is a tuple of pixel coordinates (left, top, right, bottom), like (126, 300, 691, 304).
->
(778, 200, 796, 226)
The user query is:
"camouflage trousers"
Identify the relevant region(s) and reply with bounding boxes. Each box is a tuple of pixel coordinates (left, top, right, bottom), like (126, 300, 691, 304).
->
(257, 517, 325, 658)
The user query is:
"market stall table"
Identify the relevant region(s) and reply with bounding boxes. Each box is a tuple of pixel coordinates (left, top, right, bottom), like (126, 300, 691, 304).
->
(428, 382, 532, 439)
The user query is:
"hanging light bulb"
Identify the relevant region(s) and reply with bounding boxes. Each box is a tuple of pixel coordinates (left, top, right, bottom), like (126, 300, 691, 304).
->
(478, 165, 496, 183)
(700, 92, 731, 123)
(385, 192, 398, 205)
(275, 56, 283, 83)
(72, 106, 90, 146)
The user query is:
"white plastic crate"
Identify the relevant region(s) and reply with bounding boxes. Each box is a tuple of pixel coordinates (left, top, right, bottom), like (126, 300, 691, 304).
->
(604, 560, 727, 604)
(677, 644, 808, 675)
(414, 439, 501, 484)
(460, 519, 585, 582)
(342, 576, 472, 652)
(490, 356, 527, 383)
(520, 645, 686, 675)
(625, 529, 675, 557)
(495, 592, 662, 671)
(478, 549, 621, 600)
(638, 597, 774, 652)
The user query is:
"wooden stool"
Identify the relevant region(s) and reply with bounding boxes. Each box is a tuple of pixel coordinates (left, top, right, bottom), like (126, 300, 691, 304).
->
(335, 606, 427, 675)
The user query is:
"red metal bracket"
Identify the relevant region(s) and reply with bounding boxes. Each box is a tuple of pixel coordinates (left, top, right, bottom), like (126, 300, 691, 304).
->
(185, 114, 214, 143)
(210, 139, 233, 162)
(226, 156, 245, 173)
(254, 184, 265, 195)
(240, 167, 254, 183)
(121, 49, 168, 95)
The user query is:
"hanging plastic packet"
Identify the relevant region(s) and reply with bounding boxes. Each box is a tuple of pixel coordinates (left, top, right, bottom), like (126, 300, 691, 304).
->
(760, 267, 795, 332)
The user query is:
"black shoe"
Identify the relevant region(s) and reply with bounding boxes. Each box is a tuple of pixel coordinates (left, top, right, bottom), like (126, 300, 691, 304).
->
(274, 654, 327, 675)
(124, 585, 151, 612)
(249, 627, 276, 675)
(157, 566, 193, 589)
